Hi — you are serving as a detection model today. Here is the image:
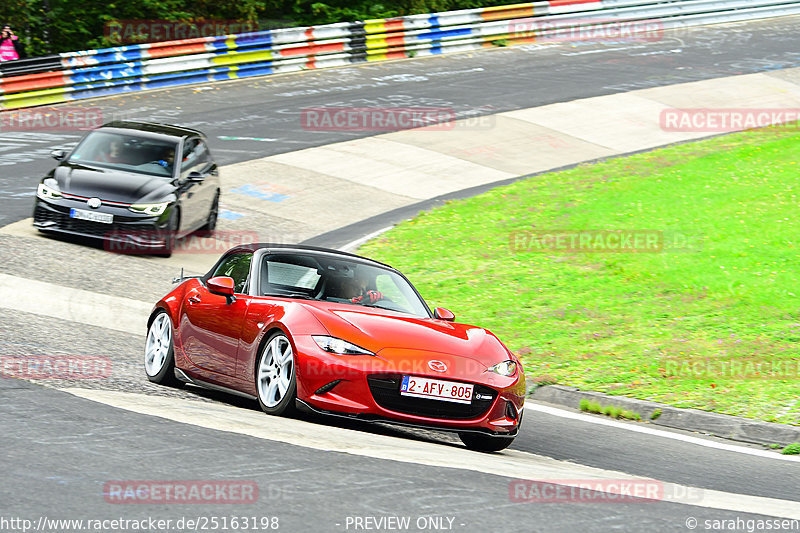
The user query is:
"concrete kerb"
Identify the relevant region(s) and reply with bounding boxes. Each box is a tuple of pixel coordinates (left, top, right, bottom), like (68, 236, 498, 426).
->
(301, 129, 742, 250)
(531, 384, 800, 447)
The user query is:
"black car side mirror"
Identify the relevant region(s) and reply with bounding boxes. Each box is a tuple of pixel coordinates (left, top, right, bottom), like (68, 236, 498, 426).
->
(50, 149, 66, 161)
(187, 171, 204, 182)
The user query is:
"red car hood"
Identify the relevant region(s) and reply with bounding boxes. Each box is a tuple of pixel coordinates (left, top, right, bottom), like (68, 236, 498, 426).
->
(301, 301, 511, 368)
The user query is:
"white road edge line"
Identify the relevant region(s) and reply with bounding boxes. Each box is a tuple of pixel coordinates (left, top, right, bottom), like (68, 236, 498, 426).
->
(62, 388, 800, 520)
(338, 226, 395, 252)
(525, 401, 800, 463)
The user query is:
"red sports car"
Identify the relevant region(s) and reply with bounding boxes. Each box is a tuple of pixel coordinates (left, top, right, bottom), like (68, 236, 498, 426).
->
(145, 244, 525, 451)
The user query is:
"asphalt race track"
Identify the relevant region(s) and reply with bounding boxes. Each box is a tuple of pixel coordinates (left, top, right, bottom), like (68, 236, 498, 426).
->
(3, 16, 800, 225)
(2, 17, 800, 533)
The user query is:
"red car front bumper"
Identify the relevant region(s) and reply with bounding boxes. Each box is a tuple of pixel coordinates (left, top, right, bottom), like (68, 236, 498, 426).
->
(293, 335, 526, 435)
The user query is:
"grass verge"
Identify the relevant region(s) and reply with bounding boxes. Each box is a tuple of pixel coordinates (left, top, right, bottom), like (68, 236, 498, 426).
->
(579, 399, 642, 421)
(359, 125, 800, 425)
(782, 443, 800, 455)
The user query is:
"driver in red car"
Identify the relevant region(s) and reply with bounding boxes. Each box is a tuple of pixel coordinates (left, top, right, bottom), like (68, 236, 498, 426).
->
(345, 277, 384, 305)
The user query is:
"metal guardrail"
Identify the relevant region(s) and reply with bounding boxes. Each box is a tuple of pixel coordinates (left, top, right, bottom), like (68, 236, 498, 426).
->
(1, 0, 799, 110)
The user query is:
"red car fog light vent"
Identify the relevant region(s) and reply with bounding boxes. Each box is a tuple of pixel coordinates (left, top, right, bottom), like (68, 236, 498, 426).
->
(315, 380, 343, 395)
(505, 401, 519, 421)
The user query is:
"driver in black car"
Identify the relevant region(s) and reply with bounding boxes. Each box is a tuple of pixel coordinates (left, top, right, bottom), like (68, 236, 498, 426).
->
(155, 147, 175, 172)
(96, 137, 125, 164)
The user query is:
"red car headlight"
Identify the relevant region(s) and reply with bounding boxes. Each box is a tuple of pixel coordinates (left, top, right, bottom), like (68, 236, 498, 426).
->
(312, 335, 374, 356)
(488, 360, 518, 377)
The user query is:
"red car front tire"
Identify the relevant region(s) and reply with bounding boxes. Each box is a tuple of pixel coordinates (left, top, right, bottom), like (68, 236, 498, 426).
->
(255, 331, 298, 416)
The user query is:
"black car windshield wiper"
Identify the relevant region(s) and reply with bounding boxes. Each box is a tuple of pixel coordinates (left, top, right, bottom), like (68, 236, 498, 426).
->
(66, 160, 103, 171)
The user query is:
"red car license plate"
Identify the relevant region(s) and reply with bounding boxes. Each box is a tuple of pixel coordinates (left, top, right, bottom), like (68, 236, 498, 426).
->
(400, 376, 473, 404)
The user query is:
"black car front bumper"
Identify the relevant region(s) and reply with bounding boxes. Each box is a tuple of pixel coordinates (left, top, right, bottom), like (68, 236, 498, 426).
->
(33, 199, 171, 250)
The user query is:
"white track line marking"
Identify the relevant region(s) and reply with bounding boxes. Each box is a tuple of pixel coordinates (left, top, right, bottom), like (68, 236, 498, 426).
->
(64, 388, 800, 519)
(525, 401, 800, 463)
(338, 225, 394, 252)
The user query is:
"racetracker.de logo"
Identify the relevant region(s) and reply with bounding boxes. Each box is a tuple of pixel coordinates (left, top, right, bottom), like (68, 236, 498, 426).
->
(509, 230, 664, 253)
(104, 20, 258, 44)
(661, 358, 800, 380)
(104, 230, 260, 255)
(509, 479, 664, 503)
(0, 107, 103, 132)
(660, 108, 800, 132)
(508, 18, 663, 43)
(1, 355, 112, 380)
(301, 107, 459, 132)
(104, 480, 259, 504)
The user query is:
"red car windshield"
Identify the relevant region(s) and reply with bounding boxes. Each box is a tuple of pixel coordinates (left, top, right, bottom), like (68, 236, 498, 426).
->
(259, 254, 430, 318)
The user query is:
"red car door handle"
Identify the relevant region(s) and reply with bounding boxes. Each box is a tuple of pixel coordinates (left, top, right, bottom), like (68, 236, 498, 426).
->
(188, 295, 201, 304)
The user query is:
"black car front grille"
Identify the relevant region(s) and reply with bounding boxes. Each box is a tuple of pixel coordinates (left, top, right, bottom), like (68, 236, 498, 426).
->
(367, 375, 496, 420)
(35, 205, 112, 237)
(34, 205, 153, 238)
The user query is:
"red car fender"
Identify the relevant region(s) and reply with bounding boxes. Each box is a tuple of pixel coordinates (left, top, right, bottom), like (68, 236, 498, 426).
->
(147, 279, 201, 369)
(236, 299, 329, 384)
(147, 279, 199, 328)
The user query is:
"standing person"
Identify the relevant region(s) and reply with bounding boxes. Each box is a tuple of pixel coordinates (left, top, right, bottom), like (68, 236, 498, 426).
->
(0, 25, 23, 62)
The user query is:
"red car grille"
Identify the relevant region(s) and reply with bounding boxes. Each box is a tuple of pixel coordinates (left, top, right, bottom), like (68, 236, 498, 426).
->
(367, 375, 496, 420)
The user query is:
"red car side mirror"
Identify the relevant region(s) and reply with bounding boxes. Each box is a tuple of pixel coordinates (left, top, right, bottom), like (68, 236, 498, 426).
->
(208, 276, 236, 303)
(434, 307, 455, 322)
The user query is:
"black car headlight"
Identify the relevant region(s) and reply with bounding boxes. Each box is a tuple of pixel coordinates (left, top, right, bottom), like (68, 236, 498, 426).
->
(488, 360, 518, 377)
(312, 335, 374, 356)
(37, 181, 62, 200)
(129, 202, 169, 216)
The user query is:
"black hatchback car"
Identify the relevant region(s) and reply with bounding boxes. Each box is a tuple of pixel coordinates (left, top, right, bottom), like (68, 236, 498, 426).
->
(33, 121, 220, 255)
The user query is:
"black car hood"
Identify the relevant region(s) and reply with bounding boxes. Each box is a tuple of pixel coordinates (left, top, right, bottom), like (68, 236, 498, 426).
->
(54, 163, 174, 203)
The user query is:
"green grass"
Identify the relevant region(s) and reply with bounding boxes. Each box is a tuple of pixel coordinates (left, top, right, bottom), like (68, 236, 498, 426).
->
(360, 125, 800, 425)
(782, 443, 800, 455)
(580, 398, 642, 421)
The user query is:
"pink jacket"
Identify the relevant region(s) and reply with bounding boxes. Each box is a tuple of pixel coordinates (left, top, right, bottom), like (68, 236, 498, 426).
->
(0, 35, 19, 61)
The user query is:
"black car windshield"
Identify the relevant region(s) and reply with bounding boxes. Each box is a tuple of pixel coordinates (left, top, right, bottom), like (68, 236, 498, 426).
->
(259, 253, 430, 318)
(68, 131, 178, 177)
